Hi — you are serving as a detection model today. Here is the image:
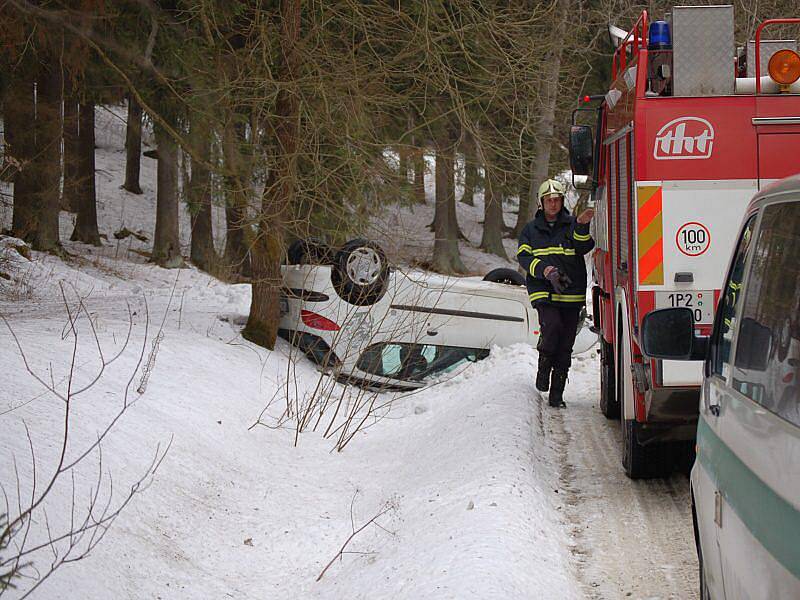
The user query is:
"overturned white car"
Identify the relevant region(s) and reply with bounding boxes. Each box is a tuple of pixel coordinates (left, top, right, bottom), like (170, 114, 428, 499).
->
(279, 239, 596, 390)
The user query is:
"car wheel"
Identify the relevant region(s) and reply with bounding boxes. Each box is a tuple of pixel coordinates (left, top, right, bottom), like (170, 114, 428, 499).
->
(599, 338, 619, 419)
(287, 237, 335, 265)
(483, 268, 525, 286)
(331, 239, 389, 306)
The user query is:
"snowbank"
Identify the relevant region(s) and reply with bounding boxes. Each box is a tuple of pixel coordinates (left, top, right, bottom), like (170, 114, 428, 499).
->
(1, 260, 581, 599)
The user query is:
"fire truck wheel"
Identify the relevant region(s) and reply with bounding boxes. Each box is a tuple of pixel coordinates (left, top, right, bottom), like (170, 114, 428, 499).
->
(599, 339, 619, 419)
(619, 340, 673, 479)
(622, 420, 674, 479)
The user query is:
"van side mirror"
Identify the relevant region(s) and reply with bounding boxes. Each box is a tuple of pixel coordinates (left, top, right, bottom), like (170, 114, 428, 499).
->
(641, 307, 708, 360)
(569, 125, 593, 176)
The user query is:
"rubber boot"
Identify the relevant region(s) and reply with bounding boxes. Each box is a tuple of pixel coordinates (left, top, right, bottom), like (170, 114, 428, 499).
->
(548, 369, 568, 408)
(536, 356, 552, 392)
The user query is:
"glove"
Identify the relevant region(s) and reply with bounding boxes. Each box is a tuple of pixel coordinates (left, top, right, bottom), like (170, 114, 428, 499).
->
(546, 267, 567, 294)
(545, 267, 573, 294)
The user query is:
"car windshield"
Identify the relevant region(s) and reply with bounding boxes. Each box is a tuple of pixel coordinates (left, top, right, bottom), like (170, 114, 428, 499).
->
(356, 342, 489, 381)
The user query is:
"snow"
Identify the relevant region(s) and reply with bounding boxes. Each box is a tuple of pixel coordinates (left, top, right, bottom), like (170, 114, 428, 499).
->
(0, 105, 597, 599)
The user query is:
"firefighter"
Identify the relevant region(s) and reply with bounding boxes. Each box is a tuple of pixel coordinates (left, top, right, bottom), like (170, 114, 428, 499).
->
(516, 178, 595, 407)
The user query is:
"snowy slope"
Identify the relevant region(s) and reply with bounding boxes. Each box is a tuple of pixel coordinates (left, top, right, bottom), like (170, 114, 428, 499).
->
(0, 105, 591, 599)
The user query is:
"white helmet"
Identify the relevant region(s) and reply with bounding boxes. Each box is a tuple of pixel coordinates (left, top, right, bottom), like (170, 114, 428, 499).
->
(537, 178, 566, 205)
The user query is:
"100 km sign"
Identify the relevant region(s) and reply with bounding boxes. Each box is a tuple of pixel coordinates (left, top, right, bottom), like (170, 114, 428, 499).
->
(676, 222, 710, 256)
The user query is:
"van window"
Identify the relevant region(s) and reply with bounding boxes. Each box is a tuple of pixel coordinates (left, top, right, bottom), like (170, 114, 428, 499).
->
(732, 201, 800, 427)
(711, 216, 757, 378)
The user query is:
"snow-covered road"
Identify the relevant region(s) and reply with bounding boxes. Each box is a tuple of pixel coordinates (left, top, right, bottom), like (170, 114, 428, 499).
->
(544, 367, 700, 599)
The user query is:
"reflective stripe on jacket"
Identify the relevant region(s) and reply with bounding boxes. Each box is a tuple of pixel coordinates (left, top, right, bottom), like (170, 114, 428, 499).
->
(516, 208, 595, 307)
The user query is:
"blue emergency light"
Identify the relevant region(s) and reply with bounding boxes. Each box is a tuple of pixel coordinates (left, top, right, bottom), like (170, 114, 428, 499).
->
(648, 21, 672, 50)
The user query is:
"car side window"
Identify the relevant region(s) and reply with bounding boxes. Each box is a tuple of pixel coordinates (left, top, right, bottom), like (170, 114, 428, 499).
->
(357, 342, 489, 381)
(732, 201, 800, 428)
(711, 215, 757, 378)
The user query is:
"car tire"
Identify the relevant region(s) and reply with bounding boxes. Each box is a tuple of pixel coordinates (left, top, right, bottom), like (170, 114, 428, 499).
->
(287, 237, 335, 265)
(483, 268, 525, 286)
(599, 338, 619, 419)
(331, 239, 389, 306)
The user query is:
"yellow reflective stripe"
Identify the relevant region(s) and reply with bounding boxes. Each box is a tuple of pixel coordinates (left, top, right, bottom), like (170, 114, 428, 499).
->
(530, 258, 541, 276)
(551, 294, 585, 302)
(573, 231, 591, 242)
(531, 247, 576, 256)
(517, 244, 533, 255)
(729, 282, 742, 291)
(529, 291, 549, 301)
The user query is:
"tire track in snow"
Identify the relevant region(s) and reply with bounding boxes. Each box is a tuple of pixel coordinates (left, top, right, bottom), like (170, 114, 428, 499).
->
(540, 360, 699, 600)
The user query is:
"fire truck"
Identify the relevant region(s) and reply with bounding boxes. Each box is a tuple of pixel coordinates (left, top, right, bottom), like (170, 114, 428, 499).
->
(568, 5, 800, 478)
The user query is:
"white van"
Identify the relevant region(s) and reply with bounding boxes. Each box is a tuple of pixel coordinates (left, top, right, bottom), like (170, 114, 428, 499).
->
(641, 175, 800, 599)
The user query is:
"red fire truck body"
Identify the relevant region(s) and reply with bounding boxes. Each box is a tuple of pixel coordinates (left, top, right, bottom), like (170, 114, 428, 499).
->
(583, 7, 800, 477)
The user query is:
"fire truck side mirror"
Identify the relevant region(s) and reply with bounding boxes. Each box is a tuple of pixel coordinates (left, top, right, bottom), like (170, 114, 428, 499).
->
(641, 307, 708, 361)
(569, 125, 593, 177)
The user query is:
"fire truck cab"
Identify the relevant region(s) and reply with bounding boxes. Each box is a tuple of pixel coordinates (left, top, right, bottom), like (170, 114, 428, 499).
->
(570, 5, 800, 478)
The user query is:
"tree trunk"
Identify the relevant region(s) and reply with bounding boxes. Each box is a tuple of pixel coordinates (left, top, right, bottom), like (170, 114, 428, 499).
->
(509, 181, 528, 235)
(448, 163, 467, 242)
(430, 127, 467, 241)
(0, 88, 16, 184)
(460, 130, 476, 206)
(480, 163, 508, 259)
(411, 111, 426, 204)
(243, 0, 300, 350)
(188, 114, 216, 272)
(413, 148, 426, 204)
(512, 157, 535, 238)
(223, 120, 251, 277)
(431, 138, 466, 275)
(62, 85, 80, 212)
(398, 144, 409, 184)
(70, 102, 101, 245)
(8, 73, 37, 238)
(151, 124, 182, 267)
(123, 94, 143, 194)
(511, 0, 568, 239)
(29, 60, 62, 252)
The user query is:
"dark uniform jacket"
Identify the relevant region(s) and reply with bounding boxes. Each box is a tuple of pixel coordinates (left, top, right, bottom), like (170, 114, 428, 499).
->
(516, 207, 595, 306)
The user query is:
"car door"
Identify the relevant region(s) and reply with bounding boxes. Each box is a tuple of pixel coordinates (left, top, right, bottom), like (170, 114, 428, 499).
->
(390, 273, 530, 350)
(717, 199, 800, 599)
(694, 214, 758, 600)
